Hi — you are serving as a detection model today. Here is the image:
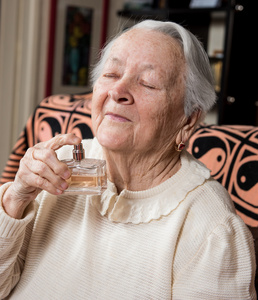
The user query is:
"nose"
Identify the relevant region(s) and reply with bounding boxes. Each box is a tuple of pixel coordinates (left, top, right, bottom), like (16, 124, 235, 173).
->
(108, 79, 134, 105)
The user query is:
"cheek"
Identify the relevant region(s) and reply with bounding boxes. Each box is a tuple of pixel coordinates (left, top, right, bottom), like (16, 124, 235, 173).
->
(149, 100, 184, 140)
(91, 85, 106, 132)
(135, 105, 169, 145)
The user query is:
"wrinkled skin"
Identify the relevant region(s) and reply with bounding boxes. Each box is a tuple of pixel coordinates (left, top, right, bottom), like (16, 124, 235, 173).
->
(92, 29, 200, 192)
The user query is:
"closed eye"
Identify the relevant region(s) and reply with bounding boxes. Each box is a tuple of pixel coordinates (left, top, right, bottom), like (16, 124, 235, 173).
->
(103, 73, 118, 78)
(143, 84, 155, 89)
(141, 81, 156, 89)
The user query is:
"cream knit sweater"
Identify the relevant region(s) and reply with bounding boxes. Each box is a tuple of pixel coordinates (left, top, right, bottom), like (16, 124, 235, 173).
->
(0, 138, 256, 299)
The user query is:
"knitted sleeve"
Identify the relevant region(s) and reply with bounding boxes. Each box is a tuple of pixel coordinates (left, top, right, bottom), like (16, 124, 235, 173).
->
(0, 93, 93, 186)
(0, 183, 36, 299)
(172, 214, 256, 299)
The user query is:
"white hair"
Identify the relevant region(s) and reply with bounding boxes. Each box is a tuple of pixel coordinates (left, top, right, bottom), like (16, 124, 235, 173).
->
(91, 19, 217, 117)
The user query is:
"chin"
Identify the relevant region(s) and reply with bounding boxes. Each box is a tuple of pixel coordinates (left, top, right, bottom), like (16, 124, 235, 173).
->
(96, 130, 129, 151)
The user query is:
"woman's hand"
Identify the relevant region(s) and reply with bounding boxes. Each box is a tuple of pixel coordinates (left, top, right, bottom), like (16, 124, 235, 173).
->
(2, 134, 81, 219)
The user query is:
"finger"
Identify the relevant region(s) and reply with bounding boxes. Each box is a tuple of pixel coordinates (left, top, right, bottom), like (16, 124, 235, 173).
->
(30, 147, 70, 180)
(44, 133, 81, 151)
(17, 168, 64, 195)
(22, 150, 70, 190)
(15, 158, 64, 196)
(29, 133, 81, 179)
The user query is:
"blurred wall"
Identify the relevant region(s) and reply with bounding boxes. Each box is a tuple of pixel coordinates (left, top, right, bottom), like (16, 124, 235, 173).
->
(0, 0, 50, 173)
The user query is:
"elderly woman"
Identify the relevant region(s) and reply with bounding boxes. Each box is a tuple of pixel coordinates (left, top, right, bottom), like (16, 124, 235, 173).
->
(0, 20, 256, 299)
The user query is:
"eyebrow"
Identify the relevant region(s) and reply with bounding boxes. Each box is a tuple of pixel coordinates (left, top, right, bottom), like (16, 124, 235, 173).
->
(107, 57, 122, 65)
(107, 56, 156, 71)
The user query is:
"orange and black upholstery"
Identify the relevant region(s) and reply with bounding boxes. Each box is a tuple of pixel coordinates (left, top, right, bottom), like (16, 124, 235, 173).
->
(188, 123, 258, 228)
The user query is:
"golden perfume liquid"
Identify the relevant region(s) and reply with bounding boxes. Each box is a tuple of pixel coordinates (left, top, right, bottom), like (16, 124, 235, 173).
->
(61, 143, 107, 195)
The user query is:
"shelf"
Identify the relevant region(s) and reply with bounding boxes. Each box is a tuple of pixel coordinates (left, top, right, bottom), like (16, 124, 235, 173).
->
(117, 6, 233, 20)
(117, 9, 169, 20)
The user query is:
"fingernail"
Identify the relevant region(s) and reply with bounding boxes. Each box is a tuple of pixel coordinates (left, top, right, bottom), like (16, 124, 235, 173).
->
(63, 170, 70, 179)
(72, 135, 80, 142)
(61, 181, 68, 190)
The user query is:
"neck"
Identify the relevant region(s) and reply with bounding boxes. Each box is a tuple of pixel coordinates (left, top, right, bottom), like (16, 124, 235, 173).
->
(103, 149, 181, 194)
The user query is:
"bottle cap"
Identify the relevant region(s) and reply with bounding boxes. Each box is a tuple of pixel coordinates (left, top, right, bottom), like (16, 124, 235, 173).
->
(73, 143, 85, 161)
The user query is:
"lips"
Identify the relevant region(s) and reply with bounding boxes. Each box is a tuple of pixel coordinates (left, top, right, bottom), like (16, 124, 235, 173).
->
(105, 112, 131, 122)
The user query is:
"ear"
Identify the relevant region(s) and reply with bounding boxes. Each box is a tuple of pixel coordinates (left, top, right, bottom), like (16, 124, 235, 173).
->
(176, 110, 202, 145)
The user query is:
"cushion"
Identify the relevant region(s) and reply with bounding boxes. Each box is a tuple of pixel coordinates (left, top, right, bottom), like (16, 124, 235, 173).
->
(188, 124, 258, 227)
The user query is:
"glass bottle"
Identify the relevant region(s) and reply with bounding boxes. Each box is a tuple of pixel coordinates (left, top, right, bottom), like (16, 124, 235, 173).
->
(61, 143, 107, 195)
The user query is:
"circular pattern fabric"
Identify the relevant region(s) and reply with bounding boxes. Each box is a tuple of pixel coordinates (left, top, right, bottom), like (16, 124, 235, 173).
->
(188, 124, 258, 227)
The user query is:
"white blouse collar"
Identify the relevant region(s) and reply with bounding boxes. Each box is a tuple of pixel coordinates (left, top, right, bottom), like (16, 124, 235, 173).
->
(89, 151, 210, 224)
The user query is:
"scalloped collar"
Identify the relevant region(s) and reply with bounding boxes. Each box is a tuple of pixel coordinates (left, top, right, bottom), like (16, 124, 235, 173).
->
(89, 151, 210, 224)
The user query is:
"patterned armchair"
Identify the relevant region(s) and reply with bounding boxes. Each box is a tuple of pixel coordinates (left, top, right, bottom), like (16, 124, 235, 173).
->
(1, 92, 258, 286)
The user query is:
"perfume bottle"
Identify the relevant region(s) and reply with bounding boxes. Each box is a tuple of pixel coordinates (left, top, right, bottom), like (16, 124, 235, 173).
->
(61, 143, 107, 195)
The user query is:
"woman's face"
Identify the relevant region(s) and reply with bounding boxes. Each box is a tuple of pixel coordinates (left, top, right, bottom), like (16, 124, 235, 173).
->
(92, 29, 186, 154)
